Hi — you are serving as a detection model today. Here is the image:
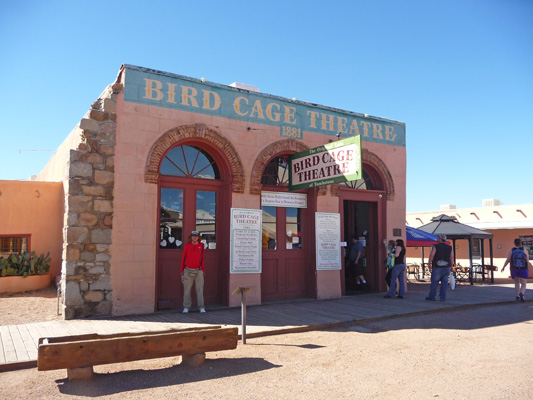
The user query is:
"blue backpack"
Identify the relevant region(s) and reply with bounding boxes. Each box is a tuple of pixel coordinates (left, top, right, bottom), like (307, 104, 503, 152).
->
(511, 248, 528, 269)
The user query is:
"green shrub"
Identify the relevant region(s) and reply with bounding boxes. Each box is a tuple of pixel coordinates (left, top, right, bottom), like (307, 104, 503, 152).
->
(0, 251, 51, 277)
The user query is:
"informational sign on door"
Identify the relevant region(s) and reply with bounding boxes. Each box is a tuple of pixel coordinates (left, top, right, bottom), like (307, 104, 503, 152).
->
(230, 208, 262, 273)
(315, 212, 341, 270)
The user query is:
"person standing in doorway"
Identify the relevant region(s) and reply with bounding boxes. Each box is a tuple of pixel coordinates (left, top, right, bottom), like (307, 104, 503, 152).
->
(426, 233, 454, 302)
(384, 239, 406, 298)
(180, 231, 206, 313)
(349, 235, 366, 290)
(501, 238, 530, 302)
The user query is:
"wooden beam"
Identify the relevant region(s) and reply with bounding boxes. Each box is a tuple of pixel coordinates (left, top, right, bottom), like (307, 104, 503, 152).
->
(38, 327, 237, 371)
(38, 326, 222, 345)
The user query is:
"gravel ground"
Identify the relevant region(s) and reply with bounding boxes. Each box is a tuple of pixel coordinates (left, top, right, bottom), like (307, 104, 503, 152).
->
(1, 288, 532, 400)
(0, 285, 60, 325)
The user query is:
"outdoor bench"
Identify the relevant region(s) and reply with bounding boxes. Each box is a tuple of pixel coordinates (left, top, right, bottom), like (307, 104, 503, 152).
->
(37, 325, 238, 380)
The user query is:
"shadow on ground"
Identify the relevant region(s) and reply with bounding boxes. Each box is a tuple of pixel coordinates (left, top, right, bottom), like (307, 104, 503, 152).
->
(56, 357, 280, 397)
(335, 302, 533, 333)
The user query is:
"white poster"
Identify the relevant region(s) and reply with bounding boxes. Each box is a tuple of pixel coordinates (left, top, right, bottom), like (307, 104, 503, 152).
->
(230, 208, 262, 273)
(315, 212, 342, 270)
(261, 191, 307, 208)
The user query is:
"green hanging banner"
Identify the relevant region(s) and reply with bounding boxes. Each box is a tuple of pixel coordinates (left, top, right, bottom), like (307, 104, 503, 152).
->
(289, 136, 362, 191)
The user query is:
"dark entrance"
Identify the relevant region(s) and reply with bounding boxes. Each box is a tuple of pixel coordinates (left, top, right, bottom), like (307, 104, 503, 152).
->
(343, 200, 379, 293)
(340, 164, 387, 294)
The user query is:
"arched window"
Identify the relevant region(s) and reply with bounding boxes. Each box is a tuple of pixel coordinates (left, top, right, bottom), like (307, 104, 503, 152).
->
(160, 145, 220, 179)
(261, 156, 289, 186)
(341, 165, 383, 191)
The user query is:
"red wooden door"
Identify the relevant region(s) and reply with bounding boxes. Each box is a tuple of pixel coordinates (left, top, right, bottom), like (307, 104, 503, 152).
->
(157, 181, 227, 309)
(261, 205, 308, 301)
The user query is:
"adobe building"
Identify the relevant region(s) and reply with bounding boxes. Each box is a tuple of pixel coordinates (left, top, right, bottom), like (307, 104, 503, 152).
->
(4, 65, 406, 319)
(406, 200, 533, 277)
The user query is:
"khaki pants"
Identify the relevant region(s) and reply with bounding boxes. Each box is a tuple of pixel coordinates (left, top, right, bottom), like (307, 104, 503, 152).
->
(183, 268, 204, 309)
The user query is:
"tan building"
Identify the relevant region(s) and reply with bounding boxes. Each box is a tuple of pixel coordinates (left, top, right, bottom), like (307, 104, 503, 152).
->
(406, 200, 533, 277)
(1, 65, 407, 318)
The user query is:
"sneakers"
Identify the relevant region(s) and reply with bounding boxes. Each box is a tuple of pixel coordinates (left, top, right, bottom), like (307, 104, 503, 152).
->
(516, 296, 521, 302)
(519, 293, 525, 303)
(183, 307, 206, 313)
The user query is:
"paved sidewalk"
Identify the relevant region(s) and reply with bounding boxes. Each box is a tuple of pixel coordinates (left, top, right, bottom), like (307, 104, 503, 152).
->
(0, 282, 523, 371)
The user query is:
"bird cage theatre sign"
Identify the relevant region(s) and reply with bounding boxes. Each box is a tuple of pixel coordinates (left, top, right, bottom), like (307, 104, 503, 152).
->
(289, 136, 362, 270)
(288, 136, 362, 191)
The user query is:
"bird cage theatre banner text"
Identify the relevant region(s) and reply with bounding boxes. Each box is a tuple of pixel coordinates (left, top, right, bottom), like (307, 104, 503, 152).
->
(122, 65, 406, 145)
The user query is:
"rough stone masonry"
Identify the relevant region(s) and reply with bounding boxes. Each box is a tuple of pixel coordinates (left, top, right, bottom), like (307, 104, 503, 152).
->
(61, 82, 121, 319)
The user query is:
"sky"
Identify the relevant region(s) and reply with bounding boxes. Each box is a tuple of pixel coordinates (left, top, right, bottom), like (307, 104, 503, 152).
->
(1, 0, 532, 213)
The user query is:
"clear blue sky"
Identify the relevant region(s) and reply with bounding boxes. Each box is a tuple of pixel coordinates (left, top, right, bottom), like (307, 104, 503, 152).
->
(1, 0, 531, 212)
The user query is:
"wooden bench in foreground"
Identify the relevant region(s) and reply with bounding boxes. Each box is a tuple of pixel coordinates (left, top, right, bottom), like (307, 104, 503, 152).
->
(37, 326, 238, 380)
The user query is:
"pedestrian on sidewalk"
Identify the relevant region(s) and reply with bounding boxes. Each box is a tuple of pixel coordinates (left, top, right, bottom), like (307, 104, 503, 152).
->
(349, 235, 366, 290)
(180, 231, 206, 313)
(426, 233, 453, 302)
(383, 239, 396, 290)
(501, 238, 530, 302)
(384, 239, 406, 299)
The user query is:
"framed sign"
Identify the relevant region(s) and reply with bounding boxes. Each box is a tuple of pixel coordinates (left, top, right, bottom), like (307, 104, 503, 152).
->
(289, 136, 362, 191)
(230, 208, 262, 273)
(261, 191, 307, 208)
(315, 212, 342, 270)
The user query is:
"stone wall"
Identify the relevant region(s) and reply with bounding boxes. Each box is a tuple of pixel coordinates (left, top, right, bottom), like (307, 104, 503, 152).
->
(61, 83, 122, 319)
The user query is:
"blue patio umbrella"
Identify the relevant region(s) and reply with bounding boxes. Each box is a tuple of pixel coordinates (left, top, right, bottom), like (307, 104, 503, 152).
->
(406, 226, 439, 247)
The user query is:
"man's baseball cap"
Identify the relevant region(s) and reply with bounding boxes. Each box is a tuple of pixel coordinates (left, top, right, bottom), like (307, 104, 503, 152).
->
(191, 231, 200, 236)
(438, 233, 447, 241)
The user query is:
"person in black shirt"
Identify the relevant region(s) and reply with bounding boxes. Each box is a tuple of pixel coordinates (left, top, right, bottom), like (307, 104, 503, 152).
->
(426, 233, 454, 302)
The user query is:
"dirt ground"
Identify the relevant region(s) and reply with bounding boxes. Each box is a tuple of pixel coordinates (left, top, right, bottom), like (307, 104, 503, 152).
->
(1, 286, 532, 399)
(0, 285, 61, 325)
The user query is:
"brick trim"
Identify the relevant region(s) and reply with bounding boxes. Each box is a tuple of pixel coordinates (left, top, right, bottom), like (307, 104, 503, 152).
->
(144, 123, 245, 193)
(249, 139, 324, 195)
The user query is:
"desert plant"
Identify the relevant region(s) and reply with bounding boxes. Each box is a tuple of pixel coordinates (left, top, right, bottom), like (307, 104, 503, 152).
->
(0, 251, 51, 277)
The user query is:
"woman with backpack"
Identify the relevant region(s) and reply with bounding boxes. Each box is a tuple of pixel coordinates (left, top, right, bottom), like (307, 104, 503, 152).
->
(502, 238, 530, 302)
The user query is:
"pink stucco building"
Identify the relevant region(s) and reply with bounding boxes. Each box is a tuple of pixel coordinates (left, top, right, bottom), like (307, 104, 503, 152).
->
(1, 65, 407, 318)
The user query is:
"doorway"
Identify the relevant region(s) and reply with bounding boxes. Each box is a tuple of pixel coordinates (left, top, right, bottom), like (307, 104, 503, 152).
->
(156, 144, 229, 310)
(343, 200, 379, 293)
(258, 155, 314, 301)
(261, 204, 308, 301)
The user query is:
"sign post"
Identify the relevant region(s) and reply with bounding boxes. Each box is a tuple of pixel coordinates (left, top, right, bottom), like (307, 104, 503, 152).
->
(231, 286, 254, 344)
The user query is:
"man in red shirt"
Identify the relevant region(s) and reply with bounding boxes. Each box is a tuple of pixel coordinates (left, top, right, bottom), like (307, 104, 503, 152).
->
(180, 231, 205, 313)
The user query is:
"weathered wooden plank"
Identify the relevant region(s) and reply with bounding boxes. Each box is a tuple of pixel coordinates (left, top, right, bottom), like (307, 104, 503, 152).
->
(38, 321, 67, 339)
(38, 327, 237, 371)
(26, 323, 43, 345)
(0, 331, 6, 364)
(17, 325, 37, 359)
(38, 325, 222, 345)
(0, 326, 18, 363)
(9, 325, 30, 362)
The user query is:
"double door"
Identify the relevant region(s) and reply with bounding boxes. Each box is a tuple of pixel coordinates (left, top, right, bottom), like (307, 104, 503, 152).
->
(157, 180, 227, 309)
(261, 205, 308, 301)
